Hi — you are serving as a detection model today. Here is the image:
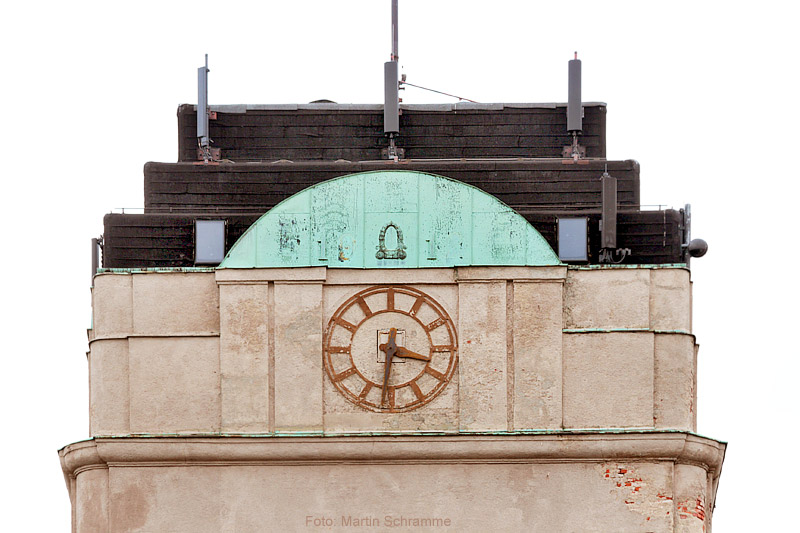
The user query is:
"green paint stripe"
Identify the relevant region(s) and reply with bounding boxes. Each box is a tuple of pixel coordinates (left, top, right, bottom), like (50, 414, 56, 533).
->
(97, 267, 216, 274)
(568, 263, 688, 270)
(90, 428, 722, 442)
(563, 328, 691, 335)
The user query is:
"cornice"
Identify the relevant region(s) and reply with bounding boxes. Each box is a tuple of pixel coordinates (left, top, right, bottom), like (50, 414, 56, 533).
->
(60, 432, 725, 476)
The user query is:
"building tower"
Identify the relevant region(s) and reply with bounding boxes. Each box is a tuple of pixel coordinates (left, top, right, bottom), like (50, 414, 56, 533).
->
(59, 65, 724, 531)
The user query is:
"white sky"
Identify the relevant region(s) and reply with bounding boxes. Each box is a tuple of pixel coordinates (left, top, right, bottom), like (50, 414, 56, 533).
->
(1, 1, 797, 531)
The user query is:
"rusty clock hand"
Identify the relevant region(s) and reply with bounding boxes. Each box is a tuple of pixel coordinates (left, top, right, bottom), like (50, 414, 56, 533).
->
(393, 345, 431, 362)
(380, 328, 398, 406)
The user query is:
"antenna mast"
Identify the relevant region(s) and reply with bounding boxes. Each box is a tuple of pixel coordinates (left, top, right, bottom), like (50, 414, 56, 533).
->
(383, 0, 402, 160)
(197, 54, 215, 163)
(564, 52, 585, 160)
(391, 0, 398, 62)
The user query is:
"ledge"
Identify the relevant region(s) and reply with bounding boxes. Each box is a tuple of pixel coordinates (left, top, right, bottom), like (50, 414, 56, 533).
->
(563, 328, 694, 336)
(215, 267, 327, 283)
(88, 332, 220, 345)
(568, 264, 688, 270)
(60, 431, 725, 478)
(97, 268, 217, 275)
(455, 266, 567, 281)
(213, 267, 569, 285)
(198, 102, 609, 113)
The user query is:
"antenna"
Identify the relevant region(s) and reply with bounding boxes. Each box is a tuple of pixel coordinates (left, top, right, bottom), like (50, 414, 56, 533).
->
(197, 54, 213, 162)
(391, 0, 398, 62)
(568, 52, 582, 132)
(600, 167, 617, 250)
(383, 0, 402, 160)
(681, 204, 709, 265)
(564, 52, 585, 160)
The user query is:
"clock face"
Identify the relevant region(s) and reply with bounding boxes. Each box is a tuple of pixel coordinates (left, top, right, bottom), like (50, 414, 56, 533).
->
(323, 286, 458, 412)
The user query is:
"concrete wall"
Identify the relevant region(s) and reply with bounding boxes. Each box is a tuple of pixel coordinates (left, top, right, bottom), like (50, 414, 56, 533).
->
(70, 265, 719, 533)
(60, 433, 724, 533)
(87, 265, 696, 437)
(89, 272, 220, 436)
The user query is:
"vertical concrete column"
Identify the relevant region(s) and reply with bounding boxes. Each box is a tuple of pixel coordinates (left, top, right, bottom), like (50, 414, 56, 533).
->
(89, 339, 130, 436)
(649, 268, 691, 332)
(457, 281, 508, 431)
(76, 468, 109, 533)
(512, 280, 563, 430)
(692, 344, 698, 432)
(274, 282, 324, 432)
(219, 283, 270, 433)
(654, 333, 696, 430)
(674, 464, 709, 533)
(90, 274, 134, 437)
(92, 273, 133, 337)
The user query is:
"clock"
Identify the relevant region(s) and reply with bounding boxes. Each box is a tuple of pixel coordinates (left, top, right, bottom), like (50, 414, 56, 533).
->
(323, 285, 458, 412)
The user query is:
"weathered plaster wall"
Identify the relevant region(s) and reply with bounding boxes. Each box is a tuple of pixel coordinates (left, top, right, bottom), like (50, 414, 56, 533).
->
(75, 468, 108, 533)
(563, 332, 655, 428)
(60, 434, 725, 533)
(274, 281, 324, 432)
(87, 265, 696, 436)
(513, 279, 563, 430)
(89, 272, 221, 436)
(106, 462, 675, 532)
(128, 337, 220, 434)
(562, 267, 696, 431)
(218, 282, 270, 433)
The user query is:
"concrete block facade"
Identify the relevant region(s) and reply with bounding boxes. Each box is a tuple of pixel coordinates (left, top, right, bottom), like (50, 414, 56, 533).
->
(85, 265, 698, 437)
(63, 264, 722, 532)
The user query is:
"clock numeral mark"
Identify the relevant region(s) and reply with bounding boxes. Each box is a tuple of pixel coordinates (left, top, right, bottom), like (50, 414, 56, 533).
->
(335, 317, 358, 333)
(333, 366, 357, 382)
(356, 296, 373, 318)
(386, 288, 395, 311)
(424, 366, 446, 381)
(424, 317, 446, 332)
(409, 380, 425, 401)
(358, 382, 373, 400)
(381, 386, 396, 408)
(328, 346, 351, 354)
(432, 345, 454, 352)
(409, 296, 425, 317)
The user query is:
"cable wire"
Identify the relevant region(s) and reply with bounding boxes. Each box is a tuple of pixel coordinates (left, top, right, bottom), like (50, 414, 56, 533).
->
(399, 80, 478, 103)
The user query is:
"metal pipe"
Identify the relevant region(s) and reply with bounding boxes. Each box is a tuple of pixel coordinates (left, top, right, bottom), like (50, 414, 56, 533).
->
(391, 0, 398, 61)
(91, 237, 99, 285)
(197, 54, 209, 149)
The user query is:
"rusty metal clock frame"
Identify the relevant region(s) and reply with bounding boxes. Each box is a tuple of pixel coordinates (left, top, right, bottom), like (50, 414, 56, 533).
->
(323, 285, 458, 413)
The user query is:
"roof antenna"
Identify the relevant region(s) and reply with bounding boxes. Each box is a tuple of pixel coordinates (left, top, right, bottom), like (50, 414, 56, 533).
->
(563, 52, 585, 160)
(600, 165, 617, 252)
(197, 54, 219, 163)
(383, 0, 403, 161)
(681, 204, 709, 266)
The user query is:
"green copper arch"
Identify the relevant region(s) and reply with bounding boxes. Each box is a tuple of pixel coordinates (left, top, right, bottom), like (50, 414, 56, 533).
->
(220, 170, 560, 269)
